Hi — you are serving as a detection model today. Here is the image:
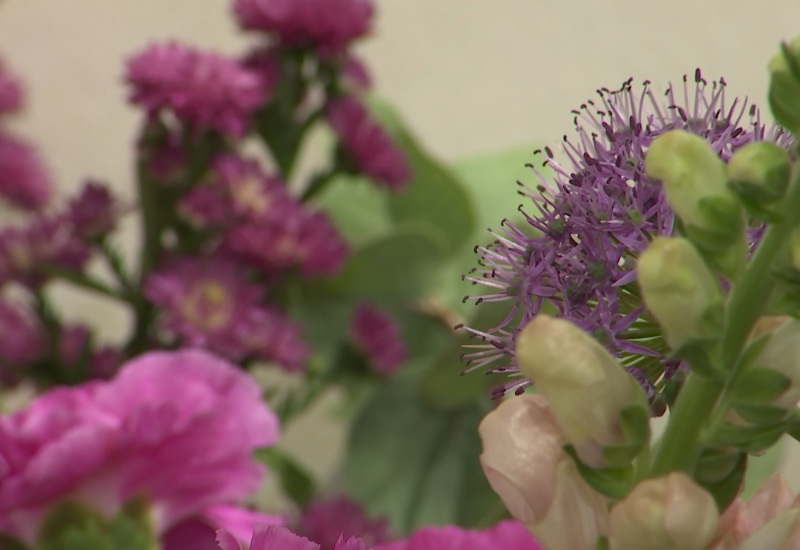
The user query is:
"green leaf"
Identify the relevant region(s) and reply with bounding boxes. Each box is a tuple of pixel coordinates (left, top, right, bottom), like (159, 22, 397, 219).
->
(344, 379, 503, 533)
(712, 421, 788, 453)
(732, 402, 790, 425)
(695, 447, 744, 484)
(329, 223, 444, 300)
(730, 367, 791, 404)
(562, 445, 635, 499)
(365, 96, 477, 258)
(255, 447, 317, 508)
(697, 451, 747, 512)
(314, 174, 393, 247)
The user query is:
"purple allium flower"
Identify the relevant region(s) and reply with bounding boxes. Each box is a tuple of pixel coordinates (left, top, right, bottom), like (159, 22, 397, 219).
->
(126, 42, 267, 136)
(144, 256, 266, 361)
(461, 71, 792, 398)
(349, 304, 406, 376)
(326, 97, 411, 190)
(223, 205, 349, 277)
(0, 59, 23, 116)
(0, 133, 52, 211)
(232, 0, 373, 54)
(297, 496, 392, 550)
(65, 180, 120, 240)
(0, 216, 90, 288)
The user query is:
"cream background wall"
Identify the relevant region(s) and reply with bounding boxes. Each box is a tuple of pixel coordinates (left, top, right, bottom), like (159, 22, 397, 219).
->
(1, 0, 800, 500)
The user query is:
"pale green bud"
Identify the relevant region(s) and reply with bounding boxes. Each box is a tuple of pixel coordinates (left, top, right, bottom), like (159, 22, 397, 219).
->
(727, 142, 792, 205)
(637, 237, 723, 352)
(609, 473, 719, 550)
(645, 130, 744, 253)
(769, 35, 800, 135)
(515, 315, 649, 469)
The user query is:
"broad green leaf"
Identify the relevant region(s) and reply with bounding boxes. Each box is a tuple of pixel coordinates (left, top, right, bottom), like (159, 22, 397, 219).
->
(344, 379, 504, 533)
(255, 447, 317, 508)
(365, 96, 477, 258)
(313, 174, 393, 247)
(329, 223, 444, 300)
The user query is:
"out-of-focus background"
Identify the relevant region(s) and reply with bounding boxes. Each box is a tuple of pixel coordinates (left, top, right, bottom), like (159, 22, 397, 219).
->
(1, 0, 800, 495)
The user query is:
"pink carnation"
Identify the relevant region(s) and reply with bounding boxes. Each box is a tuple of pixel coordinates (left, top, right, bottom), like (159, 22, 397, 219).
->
(0, 133, 52, 210)
(298, 496, 392, 550)
(326, 97, 411, 190)
(0, 59, 23, 115)
(126, 42, 267, 136)
(233, 0, 373, 54)
(349, 304, 406, 376)
(218, 525, 365, 550)
(373, 521, 542, 550)
(0, 349, 280, 543)
(0, 298, 45, 384)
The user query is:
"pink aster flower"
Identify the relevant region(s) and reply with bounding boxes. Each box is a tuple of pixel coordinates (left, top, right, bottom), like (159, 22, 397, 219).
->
(126, 42, 267, 136)
(297, 496, 392, 550)
(373, 521, 542, 550)
(0, 59, 23, 116)
(0, 133, 52, 210)
(0, 349, 280, 544)
(349, 304, 406, 376)
(233, 0, 373, 54)
(0, 297, 45, 384)
(326, 97, 411, 190)
(237, 308, 310, 372)
(0, 216, 90, 288)
(144, 256, 266, 361)
(223, 205, 348, 277)
(342, 55, 371, 91)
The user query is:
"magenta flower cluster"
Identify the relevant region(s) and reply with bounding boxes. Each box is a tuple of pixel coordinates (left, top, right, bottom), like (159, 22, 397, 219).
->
(462, 71, 792, 398)
(0, 350, 280, 545)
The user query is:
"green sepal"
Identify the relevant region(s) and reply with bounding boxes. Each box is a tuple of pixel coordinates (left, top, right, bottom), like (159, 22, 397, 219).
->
(600, 404, 650, 466)
(729, 367, 791, 404)
(695, 447, 746, 484)
(732, 402, 791, 425)
(696, 450, 747, 512)
(712, 421, 788, 453)
(38, 500, 105, 545)
(106, 510, 157, 550)
(563, 445, 635, 499)
(686, 194, 744, 251)
(594, 536, 611, 550)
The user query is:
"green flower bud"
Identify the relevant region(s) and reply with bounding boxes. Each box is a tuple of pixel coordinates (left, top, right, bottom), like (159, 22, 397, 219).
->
(516, 315, 649, 469)
(645, 130, 744, 253)
(727, 142, 792, 205)
(637, 237, 723, 352)
(769, 35, 800, 135)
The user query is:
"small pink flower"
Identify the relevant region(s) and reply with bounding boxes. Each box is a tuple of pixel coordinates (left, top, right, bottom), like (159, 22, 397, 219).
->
(372, 521, 543, 550)
(233, 0, 373, 54)
(342, 55, 371, 91)
(0, 133, 52, 210)
(126, 42, 266, 136)
(217, 525, 365, 550)
(298, 495, 392, 550)
(223, 205, 348, 277)
(144, 256, 265, 360)
(0, 349, 280, 543)
(0, 59, 23, 116)
(163, 505, 284, 550)
(65, 180, 120, 240)
(0, 298, 45, 383)
(326, 97, 411, 190)
(237, 308, 310, 372)
(349, 304, 406, 376)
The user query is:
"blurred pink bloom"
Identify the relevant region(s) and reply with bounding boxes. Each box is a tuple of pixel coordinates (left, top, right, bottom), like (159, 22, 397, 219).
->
(0, 59, 23, 116)
(298, 495, 392, 550)
(57, 323, 90, 367)
(236, 308, 310, 372)
(223, 205, 348, 277)
(218, 525, 366, 550)
(242, 47, 282, 95)
(349, 304, 406, 376)
(178, 185, 232, 228)
(126, 42, 266, 136)
(0, 298, 45, 384)
(233, 0, 373, 54)
(144, 256, 265, 360)
(65, 180, 120, 240)
(326, 97, 411, 190)
(373, 521, 542, 550)
(0, 349, 280, 543)
(0, 216, 90, 288)
(0, 133, 52, 210)
(164, 505, 283, 550)
(343, 55, 371, 91)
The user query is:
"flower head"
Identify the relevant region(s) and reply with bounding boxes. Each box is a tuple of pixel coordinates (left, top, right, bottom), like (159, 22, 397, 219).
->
(126, 42, 266, 136)
(349, 303, 406, 376)
(0, 133, 52, 211)
(0, 59, 23, 116)
(65, 180, 120, 241)
(0, 297, 45, 384)
(233, 0, 373, 54)
(326, 96, 411, 190)
(0, 349, 279, 543)
(297, 496, 392, 550)
(461, 71, 792, 397)
(373, 521, 543, 550)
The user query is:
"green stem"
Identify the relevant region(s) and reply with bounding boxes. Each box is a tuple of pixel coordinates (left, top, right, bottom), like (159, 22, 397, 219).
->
(649, 162, 800, 476)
